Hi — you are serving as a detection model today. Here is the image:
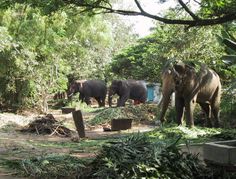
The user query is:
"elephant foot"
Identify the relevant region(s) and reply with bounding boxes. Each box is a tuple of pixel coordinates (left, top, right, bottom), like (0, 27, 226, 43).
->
(177, 124, 183, 128)
(98, 103, 103, 107)
(214, 120, 220, 128)
(160, 118, 166, 124)
(154, 120, 162, 126)
(177, 120, 184, 126)
(186, 119, 194, 128)
(188, 124, 194, 128)
(206, 119, 213, 128)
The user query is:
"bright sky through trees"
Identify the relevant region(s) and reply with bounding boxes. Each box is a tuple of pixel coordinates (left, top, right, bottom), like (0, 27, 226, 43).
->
(121, 0, 199, 37)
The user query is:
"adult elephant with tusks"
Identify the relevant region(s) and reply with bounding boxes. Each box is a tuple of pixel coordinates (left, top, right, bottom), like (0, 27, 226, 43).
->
(108, 80, 147, 107)
(158, 60, 221, 128)
(67, 79, 107, 107)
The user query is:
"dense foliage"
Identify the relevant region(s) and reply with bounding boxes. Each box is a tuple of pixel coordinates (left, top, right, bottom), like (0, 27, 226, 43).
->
(0, 4, 135, 111)
(108, 23, 228, 82)
(86, 134, 209, 179)
(200, 0, 236, 17)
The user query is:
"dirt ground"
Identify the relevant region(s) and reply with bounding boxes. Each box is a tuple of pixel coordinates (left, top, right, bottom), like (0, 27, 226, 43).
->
(0, 108, 158, 178)
(0, 106, 206, 178)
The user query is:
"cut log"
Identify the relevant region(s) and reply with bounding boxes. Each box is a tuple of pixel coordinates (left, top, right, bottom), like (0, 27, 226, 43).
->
(72, 110, 85, 138)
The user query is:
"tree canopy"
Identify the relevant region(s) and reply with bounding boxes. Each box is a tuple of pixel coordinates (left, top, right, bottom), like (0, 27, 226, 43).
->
(107, 7, 236, 83)
(108, 24, 231, 82)
(1, 0, 236, 27)
(0, 3, 136, 110)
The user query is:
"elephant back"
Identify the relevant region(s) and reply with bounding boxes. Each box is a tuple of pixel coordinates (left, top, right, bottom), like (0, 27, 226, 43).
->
(128, 80, 147, 102)
(85, 80, 107, 97)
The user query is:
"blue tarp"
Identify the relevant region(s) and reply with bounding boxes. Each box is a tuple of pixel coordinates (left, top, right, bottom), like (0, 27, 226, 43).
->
(147, 85, 155, 101)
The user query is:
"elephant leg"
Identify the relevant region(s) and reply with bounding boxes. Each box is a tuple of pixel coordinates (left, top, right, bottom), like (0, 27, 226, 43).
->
(211, 88, 221, 128)
(79, 94, 84, 102)
(199, 103, 212, 127)
(101, 97, 106, 107)
(84, 96, 91, 105)
(95, 97, 103, 107)
(175, 95, 185, 125)
(117, 98, 122, 106)
(211, 104, 220, 128)
(117, 96, 129, 107)
(185, 100, 196, 128)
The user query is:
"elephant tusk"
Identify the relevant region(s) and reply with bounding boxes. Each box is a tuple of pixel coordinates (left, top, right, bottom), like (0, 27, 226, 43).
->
(68, 93, 74, 97)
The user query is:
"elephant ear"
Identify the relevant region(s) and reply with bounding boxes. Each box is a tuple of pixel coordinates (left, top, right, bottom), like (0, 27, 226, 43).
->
(117, 80, 123, 87)
(117, 80, 130, 92)
(116, 80, 124, 91)
(110, 80, 122, 93)
(76, 82, 83, 92)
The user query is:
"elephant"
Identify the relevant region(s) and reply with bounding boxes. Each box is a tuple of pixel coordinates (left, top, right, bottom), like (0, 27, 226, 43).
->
(67, 79, 107, 107)
(108, 80, 147, 107)
(158, 60, 221, 128)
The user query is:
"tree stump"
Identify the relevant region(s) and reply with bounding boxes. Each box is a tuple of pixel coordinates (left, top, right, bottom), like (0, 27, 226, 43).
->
(62, 107, 76, 114)
(72, 110, 85, 138)
(111, 119, 132, 131)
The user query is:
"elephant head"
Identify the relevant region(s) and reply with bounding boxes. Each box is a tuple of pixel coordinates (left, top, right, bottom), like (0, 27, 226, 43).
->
(158, 68, 175, 122)
(158, 60, 192, 122)
(67, 80, 84, 98)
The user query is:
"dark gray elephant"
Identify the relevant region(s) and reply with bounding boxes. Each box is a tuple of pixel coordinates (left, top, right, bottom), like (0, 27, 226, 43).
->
(68, 79, 107, 107)
(108, 80, 147, 107)
(158, 61, 221, 128)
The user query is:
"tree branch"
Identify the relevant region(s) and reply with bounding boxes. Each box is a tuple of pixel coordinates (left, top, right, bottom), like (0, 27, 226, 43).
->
(178, 0, 200, 20)
(223, 38, 236, 51)
(74, 1, 236, 27)
(134, 0, 144, 13)
(4, 0, 234, 27)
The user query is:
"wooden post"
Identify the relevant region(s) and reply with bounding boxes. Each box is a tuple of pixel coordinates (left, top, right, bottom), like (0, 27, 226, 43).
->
(72, 110, 85, 138)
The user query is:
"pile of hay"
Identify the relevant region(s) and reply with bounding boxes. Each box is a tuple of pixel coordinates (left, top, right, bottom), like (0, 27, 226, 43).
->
(20, 114, 71, 137)
(89, 104, 158, 126)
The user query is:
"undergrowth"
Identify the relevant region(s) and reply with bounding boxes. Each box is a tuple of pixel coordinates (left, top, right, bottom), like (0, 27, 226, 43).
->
(2, 125, 236, 178)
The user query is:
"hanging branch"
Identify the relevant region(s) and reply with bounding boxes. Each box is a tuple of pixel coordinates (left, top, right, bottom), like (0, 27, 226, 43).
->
(71, 0, 236, 28)
(178, 0, 199, 20)
(1, 0, 236, 27)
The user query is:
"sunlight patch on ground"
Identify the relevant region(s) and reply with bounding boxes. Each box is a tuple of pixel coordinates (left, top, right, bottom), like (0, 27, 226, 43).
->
(176, 126, 221, 138)
(0, 113, 34, 128)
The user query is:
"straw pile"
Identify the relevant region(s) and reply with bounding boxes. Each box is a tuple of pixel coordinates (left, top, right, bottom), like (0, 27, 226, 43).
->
(20, 114, 71, 137)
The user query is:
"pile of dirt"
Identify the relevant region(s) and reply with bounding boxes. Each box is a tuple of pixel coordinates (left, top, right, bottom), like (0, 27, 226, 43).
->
(19, 114, 72, 137)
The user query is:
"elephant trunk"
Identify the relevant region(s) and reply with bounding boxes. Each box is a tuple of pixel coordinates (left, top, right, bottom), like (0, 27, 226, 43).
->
(158, 93, 172, 122)
(158, 69, 175, 123)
